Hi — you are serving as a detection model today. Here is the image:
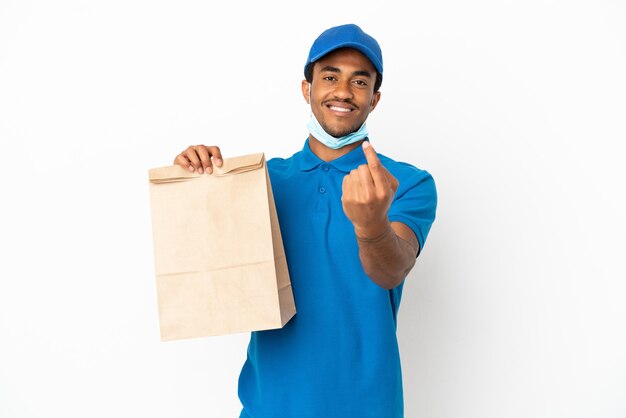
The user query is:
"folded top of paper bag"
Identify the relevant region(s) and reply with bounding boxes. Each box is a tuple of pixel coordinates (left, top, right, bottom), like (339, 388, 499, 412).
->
(149, 153, 265, 183)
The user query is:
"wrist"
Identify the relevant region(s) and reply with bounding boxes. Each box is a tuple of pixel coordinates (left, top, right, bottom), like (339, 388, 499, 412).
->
(354, 220, 392, 242)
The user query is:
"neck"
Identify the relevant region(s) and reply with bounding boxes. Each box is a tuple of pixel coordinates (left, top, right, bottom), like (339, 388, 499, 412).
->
(308, 135, 365, 162)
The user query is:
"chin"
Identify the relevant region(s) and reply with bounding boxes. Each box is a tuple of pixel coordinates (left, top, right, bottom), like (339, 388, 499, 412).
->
(325, 125, 358, 138)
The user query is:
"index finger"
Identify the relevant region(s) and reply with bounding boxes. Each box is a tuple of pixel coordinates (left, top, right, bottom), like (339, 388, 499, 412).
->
(362, 141, 382, 168)
(362, 141, 387, 187)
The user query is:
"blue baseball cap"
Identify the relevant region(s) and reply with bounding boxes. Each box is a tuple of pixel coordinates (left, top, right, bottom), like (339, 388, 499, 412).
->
(304, 24, 383, 76)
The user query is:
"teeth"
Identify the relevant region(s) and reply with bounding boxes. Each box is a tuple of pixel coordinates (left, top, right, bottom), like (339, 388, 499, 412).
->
(329, 106, 350, 113)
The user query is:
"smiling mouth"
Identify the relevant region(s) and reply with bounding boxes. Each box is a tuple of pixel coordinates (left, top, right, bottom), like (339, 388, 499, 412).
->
(328, 105, 353, 113)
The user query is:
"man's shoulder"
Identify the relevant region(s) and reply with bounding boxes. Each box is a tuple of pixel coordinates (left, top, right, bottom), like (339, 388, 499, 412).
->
(267, 156, 289, 169)
(267, 150, 302, 173)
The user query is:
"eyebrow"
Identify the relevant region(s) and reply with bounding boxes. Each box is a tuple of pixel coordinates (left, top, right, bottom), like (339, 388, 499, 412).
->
(318, 65, 373, 79)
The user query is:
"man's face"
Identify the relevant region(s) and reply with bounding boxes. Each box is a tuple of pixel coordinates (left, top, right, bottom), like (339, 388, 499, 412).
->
(303, 48, 381, 138)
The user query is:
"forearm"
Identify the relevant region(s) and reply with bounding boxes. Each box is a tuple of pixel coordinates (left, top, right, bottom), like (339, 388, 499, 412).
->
(356, 222, 417, 289)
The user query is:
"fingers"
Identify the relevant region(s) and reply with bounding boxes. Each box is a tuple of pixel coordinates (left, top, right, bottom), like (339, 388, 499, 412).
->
(185, 147, 203, 173)
(362, 141, 388, 188)
(357, 164, 374, 191)
(342, 167, 364, 199)
(206, 146, 223, 167)
(174, 145, 223, 174)
(386, 170, 399, 194)
(362, 141, 380, 165)
(342, 165, 384, 201)
(344, 142, 399, 199)
(174, 153, 193, 171)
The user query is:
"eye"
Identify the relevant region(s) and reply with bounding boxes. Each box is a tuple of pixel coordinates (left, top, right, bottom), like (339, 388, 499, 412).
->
(353, 80, 368, 87)
(323, 75, 337, 82)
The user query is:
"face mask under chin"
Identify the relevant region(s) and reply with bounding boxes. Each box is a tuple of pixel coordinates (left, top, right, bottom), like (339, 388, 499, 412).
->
(307, 112, 369, 150)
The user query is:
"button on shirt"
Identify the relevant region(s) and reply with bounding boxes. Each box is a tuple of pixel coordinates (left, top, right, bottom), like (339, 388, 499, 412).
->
(238, 140, 437, 418)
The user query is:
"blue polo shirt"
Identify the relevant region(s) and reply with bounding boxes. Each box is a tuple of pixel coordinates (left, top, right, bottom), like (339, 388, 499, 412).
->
(238, 139, 437, 418)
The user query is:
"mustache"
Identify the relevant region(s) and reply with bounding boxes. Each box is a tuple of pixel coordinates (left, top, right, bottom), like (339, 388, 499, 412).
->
(323, 97, 359, 109)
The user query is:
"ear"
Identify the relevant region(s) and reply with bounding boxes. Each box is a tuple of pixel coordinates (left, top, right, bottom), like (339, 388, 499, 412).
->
(301, 80, 311, 104)
(369, 91, 382, 113)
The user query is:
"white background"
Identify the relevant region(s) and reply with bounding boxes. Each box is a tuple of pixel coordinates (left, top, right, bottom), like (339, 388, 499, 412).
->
(1, 1, 625, 417)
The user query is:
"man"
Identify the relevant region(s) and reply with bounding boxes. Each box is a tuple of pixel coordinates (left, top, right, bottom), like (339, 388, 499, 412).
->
(174, 23, 437, 418)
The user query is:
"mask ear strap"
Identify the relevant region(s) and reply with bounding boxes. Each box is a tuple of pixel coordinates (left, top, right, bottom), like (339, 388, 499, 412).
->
(308, 83, 312, 104)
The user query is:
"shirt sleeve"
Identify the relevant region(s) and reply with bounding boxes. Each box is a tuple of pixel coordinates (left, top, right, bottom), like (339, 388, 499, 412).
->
(387, 169, 437, 256)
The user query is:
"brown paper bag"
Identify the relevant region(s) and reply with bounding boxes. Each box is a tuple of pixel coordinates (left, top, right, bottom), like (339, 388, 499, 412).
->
(148, 153, 296, 341)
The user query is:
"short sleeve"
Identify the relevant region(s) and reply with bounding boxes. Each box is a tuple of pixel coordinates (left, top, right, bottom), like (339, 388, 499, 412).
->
(387, 169, 437, 256)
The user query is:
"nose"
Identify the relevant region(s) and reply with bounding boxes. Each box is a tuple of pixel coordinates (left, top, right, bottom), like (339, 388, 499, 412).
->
(333, 80, 353, 100)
